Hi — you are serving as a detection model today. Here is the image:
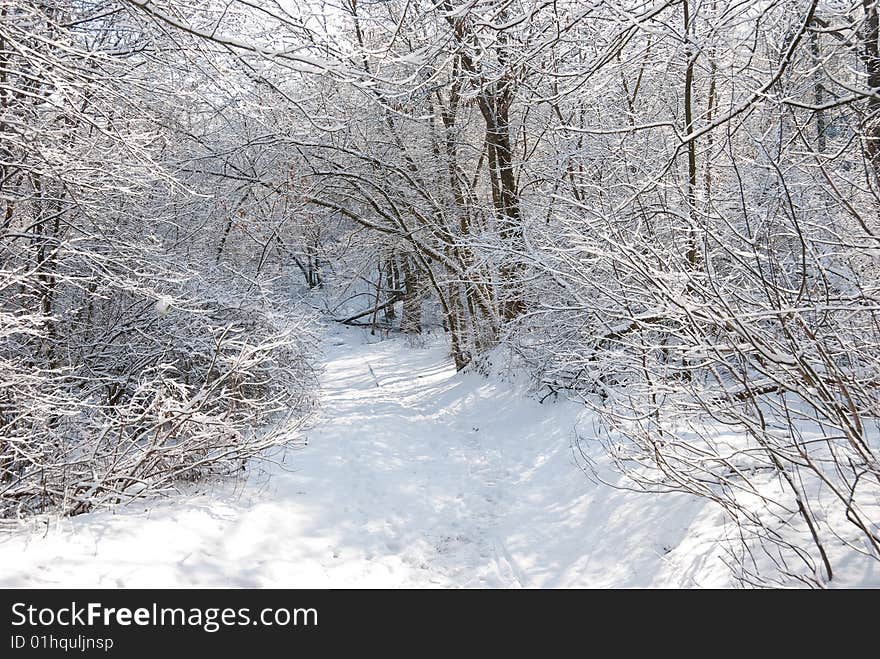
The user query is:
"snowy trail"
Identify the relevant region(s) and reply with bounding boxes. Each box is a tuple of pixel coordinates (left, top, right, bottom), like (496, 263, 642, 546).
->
(0, 329, 732, 588)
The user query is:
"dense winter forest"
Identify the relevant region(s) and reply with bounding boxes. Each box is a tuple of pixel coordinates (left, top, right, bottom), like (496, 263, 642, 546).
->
(1, 0, 879, 588)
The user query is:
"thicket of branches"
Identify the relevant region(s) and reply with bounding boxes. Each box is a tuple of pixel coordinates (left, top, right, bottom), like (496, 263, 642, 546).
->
(0, 1, 318, 517)
(5, 0, 879, 585)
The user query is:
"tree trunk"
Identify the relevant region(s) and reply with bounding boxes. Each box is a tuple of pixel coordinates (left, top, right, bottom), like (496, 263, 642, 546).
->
(862, 0, 880, 186)
(384, 253, 397, 322)
(400, 256, 423, 334)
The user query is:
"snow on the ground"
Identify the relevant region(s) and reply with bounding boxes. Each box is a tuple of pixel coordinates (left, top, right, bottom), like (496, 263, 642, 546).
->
(0, 326, 741, 588)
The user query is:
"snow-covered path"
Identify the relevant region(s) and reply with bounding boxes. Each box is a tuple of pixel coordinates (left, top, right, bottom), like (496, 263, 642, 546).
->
(0, 329, 732, 588)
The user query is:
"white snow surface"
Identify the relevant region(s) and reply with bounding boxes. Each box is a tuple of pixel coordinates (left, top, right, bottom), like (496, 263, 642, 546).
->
(0, 327, 809, 588)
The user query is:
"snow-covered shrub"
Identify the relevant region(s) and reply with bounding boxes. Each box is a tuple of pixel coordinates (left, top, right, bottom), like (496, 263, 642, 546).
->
(0, 0, 319, 517)
(496, 0, 880, 586)
(0, 261, 319, 517)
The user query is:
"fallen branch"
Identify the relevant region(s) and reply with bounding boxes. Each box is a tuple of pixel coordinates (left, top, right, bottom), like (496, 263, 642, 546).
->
(335, 294, 402, 325)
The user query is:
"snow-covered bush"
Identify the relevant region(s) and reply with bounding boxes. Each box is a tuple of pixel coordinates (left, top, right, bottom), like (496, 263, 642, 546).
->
(0, 259, 318, 517)
(0, 0, 319, 517)
(501, 1, 880, 586)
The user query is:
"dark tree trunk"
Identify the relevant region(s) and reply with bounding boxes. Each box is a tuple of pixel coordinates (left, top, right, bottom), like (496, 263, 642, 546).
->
(400, 256, 423, 335)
